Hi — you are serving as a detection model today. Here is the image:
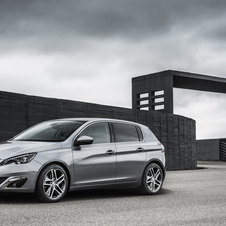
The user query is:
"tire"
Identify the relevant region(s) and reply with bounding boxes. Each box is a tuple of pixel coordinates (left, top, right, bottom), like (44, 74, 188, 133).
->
(139, 163, 163, 195)
(35, 164, 68, 203)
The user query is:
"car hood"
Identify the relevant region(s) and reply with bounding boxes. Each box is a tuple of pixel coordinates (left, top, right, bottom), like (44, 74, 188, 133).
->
(0, 141, 62, 160)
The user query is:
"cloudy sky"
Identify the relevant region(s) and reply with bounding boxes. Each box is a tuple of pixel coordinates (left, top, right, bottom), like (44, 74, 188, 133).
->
(1, 0, 226, 139)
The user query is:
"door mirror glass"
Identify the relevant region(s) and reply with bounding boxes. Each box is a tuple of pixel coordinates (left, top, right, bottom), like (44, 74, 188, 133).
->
(75, 136, 94, 146)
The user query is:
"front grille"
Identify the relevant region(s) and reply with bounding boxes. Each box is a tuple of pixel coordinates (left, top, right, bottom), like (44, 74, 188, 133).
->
(0, 177, 8, 184)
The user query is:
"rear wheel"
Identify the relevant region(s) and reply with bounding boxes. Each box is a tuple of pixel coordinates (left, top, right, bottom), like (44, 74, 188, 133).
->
(139, 163, 163, 195)
(36, 164, 68, 203)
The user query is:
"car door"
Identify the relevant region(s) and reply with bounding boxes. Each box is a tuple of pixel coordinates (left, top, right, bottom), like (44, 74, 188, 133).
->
(112, 122, 147, 182)
(72, 122, 116, 186)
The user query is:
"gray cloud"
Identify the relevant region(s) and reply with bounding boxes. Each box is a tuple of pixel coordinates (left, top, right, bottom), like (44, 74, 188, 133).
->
(1, 0, 226, 53)
(1, 0, 226, 138)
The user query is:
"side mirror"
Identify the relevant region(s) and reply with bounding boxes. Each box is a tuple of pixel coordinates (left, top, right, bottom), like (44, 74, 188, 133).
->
(74, 136, 94, 146)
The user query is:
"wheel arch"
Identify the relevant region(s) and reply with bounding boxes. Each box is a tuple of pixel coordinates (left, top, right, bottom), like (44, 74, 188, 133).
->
(144, 159, 166, 181)
(137, 159, 165, 194)
(34, 161, 71, 192)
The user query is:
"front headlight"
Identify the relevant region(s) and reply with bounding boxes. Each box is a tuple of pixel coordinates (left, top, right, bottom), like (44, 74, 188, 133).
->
(0, 153, 37, 166)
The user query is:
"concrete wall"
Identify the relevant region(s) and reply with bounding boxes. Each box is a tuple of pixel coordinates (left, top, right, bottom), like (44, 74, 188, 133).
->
(0, 90, 196, 170)
(196, 139, 220, 161)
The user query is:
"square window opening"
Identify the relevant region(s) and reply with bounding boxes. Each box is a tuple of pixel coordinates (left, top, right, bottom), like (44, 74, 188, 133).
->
(140, 107, 149, 111)
(155, 105, 164, 110)
(154, 90, 164, 96)
(140, 100, 149, 105)
(154, 97, 164, 103)
(139, 93, 149, 98)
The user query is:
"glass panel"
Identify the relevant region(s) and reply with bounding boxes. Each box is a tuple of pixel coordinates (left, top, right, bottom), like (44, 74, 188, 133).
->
(154, 97, 164, 103)
(140, 100, 149, 105)
(155, 105, 164, 110)
(14, 121, 85, 142)
(154, 90, 164, 96)
(113, 123, 139, 142)
(139, 93, 149, 98)
(140, 107, 149, 111)
(136, 126, 144, 141)
(79, 122, 111, 144)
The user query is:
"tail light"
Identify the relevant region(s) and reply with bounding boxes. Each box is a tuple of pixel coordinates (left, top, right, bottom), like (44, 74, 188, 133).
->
(158, 143, 165, 153)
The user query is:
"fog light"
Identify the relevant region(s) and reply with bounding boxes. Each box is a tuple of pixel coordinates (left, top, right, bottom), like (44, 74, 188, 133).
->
(1, 176, 27, 189)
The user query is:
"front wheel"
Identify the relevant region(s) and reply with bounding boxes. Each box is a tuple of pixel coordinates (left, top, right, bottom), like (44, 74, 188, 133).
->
(35, 164, 68, 203)
(139, 163, 163, 195)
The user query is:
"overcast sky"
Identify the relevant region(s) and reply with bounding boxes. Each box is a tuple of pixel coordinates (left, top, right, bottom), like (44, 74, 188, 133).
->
(1, 0, 226, 139)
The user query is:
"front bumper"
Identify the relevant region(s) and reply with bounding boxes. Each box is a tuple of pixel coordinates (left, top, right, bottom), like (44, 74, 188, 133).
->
(0, 160, 42, 193)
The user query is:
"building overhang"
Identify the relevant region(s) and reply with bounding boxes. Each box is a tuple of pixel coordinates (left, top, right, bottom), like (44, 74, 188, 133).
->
(132, 70, 226, 114)
(172, 70, 226, 93)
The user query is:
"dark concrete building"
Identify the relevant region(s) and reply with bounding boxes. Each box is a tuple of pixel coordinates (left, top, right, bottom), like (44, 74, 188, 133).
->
(196, 138, 226, 161)
(132, 70, 226, 114)
(0, 89, 196, 171)
(132, 70, 226, 162)
(1, 70, 226, 170)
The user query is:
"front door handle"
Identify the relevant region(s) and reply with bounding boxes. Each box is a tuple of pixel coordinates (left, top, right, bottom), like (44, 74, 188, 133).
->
(136, 147, 144, 152)
(105, 150, 115, 155)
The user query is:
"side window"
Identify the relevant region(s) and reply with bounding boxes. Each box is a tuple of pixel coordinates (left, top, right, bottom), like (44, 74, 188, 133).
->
(113, 123, 140, 142)
(79, 122, 111, 144)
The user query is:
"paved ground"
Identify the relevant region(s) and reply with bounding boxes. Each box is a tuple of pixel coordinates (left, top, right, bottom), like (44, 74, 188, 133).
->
(0, 161, 226, 226)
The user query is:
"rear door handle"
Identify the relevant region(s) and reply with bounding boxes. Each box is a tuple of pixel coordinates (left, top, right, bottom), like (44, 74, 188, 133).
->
(136, 147, 144, 152)
(105, 150, 115, 155)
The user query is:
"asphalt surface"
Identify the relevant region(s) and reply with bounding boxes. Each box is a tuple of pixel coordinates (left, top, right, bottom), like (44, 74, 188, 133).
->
(0, 161, 226, 226)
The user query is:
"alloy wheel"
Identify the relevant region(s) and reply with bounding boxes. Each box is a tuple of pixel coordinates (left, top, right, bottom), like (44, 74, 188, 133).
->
(36, 164, 68, 202)
(146, 164, 163, 193)
(43, 168, 67, 201)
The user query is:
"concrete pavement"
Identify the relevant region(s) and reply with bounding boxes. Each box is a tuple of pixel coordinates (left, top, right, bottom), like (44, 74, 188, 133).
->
(0, 161, 226, 225)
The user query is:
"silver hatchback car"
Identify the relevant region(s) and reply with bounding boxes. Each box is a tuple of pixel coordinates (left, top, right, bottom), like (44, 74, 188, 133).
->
(0, 118, 166, 202)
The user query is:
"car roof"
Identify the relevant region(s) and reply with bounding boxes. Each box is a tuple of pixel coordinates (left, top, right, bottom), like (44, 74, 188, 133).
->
(49, 118, 146, 127)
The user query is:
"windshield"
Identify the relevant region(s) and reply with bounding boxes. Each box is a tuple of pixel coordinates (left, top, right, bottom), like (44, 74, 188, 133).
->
(14, 120, 85, 142)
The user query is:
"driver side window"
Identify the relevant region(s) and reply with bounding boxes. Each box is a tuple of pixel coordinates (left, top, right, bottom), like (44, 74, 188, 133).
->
(79, 122, 111, 144)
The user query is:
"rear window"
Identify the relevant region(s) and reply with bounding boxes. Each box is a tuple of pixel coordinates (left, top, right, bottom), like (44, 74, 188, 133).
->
(113, 123, 141, 142)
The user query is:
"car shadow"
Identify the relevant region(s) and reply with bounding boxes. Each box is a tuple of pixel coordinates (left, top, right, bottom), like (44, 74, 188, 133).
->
(63, 187, 172, 202)
(0, 192, 38, 204)
(0, 187, 172, 204)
